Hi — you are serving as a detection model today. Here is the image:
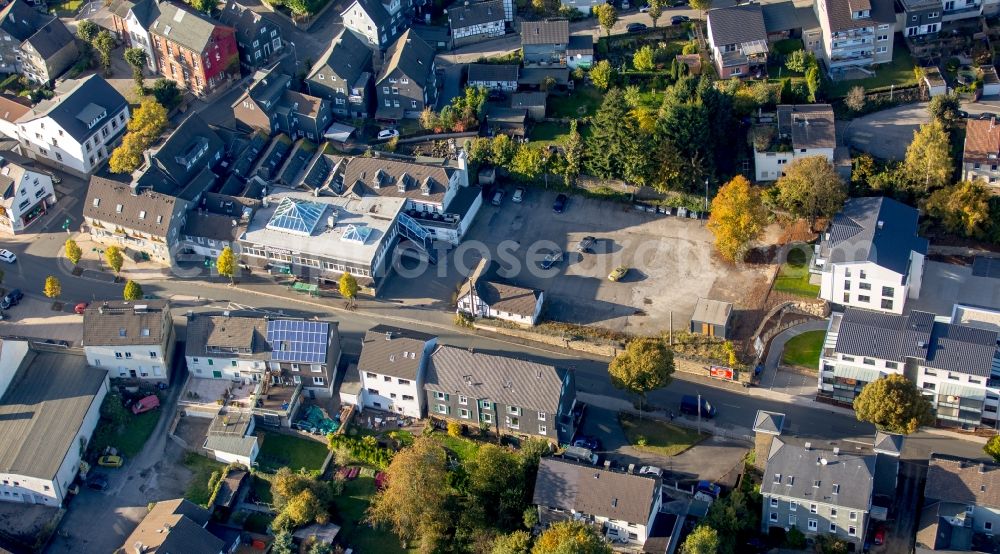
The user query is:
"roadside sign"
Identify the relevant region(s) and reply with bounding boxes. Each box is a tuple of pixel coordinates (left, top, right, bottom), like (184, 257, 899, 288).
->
(709, 366, 735, 380)
(754, 336, 764, 357)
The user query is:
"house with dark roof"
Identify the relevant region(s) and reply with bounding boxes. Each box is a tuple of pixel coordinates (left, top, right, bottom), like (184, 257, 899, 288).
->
(567, 34, 593, 69)
(917, 454, 1000, 551)
(813, 0, 895, 74)
(753, 104, 837, 181)
(706, 3, 768, 79)
(13, 75, 130, 175)
(0, 150, 56, 235)
(467, 64, 518, 91)
(184, 312, 270, 382)
(232, 67, 332, 142)
(511, 91, 546, 121)
(81, 299, 176, 383)
(132, 112, 225, 200)
(218, 0, 283, 71)
(148, 1, 239, 97)
(306, 29, 374, 119)
(120, 498, 226, 554)
(819, 307, 1000, 425)
(521, 20, 569, 67)
(0, 0, 77, 83)
(532, 458, 660, 546)
(813, 196, 928, 313)
(447, 0, 506, 48)
(962, 116, 1000, 188)
(108, 0, 160, 71)
(83, 176, 191, 263)
(180, 192, 259, 258)
(341, 0, 413, 49)
(895, 0, 942, 38)
(426, 345, 576, 443)
(690, 297, 733, 339)
(457, 258, 545, 325)
(375, 29, 437, 121)
(357, 325, 438, 417)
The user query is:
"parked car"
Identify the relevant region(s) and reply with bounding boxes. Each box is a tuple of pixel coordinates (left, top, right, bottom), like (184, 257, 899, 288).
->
(97, 455, 124, 468)
(626, 22, 647, 33)
(1, 289, 23, 309)
(512, 187, 525, 203)
(540, 249, 563, 270)
(74, 302, 88, 314)
(608, 266, 628, 281)
(671, 15, 690, 24)
(491, 189, 505, 206)
(573, 436, 600, 450)
(553, 193, 569, 213)
(0, 249, 15, 263)
(697, 480, 721, 498)
(873, 525, 885, 545)
(86, 474, 109, 491)
(576, 236, 596, 253)
(638, 465, 663, 477)
(377, 128, 399, 140)
(680, 395, 716, 418)
(131, 395, 160, 415)
(978, 112, 998, 121)
(562, 445, 598, 465)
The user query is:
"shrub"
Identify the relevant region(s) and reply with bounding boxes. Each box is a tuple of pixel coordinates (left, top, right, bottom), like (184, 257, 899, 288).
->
(635, 435, 648, 447)
(327, 435, 393, 469)
(785, 526, 806, 549)
(447, 421, 463, 438)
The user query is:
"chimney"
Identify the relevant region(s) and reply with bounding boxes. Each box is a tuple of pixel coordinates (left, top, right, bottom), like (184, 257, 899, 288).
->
(981, 464, 988, 474)
(134, 542, 147, 554)
(385, 331, 392, 340)
(833, 447, 840, 456)
(804, 442, 812, 451)
(877, 220, 884, 229)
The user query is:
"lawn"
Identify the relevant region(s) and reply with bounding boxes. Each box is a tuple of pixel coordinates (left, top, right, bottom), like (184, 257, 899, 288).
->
(47, 0, 84, 15)
(332, 476, 411, 554)
(618, 414, 705, 457)
(434, 433, 480, 463)
(781, 330, 825, 369)
(251, 474, 273, 504)
(183, 452, 226, 507)
(256, 431, 329, 474)
(527, 121, 591, 147)
(826, 38, 917, 98)
(548, 86, 604, 118)
(773, 247, 820, 297)
(89, 409, 161, 458)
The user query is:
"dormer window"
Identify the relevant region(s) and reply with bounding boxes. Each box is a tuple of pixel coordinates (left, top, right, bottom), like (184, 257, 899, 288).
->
(139, 211, 146, 219)
(116, 204, 123, 213)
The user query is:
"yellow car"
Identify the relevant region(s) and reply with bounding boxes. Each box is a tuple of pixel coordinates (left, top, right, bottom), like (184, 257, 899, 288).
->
(608, 266, 629, 282)
(97, 455, 124, 468)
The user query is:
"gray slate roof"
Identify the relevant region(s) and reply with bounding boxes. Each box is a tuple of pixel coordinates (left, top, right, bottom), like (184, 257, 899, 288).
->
(122, 499, 223, 554)
(521, 19, 569, 45)
(925, 454, 1000, 509)
(0, 349, 108, 480)
(467, 63, 519, 83)
(0, 0, 49, 42)
(358, 325, 437, 380)
(343, 0, 391, 27)
(426, 345, 566, 413)
(309, 29, 373, 87)
(822, 0, 894, 32)
(448, 0, 505, 28)
(84, 176, 182, 238)
(185, 314, 270, 359)
(378, 29, 436, 87)
(708, 3, 767, 47)
(533, 458, 658, 525)
(763, 437, 875, 511)
(753, 410, 785, 435)
(819, 197, 928, 277)
(511, 91, 546, 108)
(777, 104, 836, 150)
(567, 34, 592, 54)
(761, 1, 799, 33)
(218, 0, 278, 43)
(150, 1, 229, 53)
(691, 297, 732, 326)
(82, 300, 171, 346)
(140, 112, 225, 192)
(23, 75, 127, 143)
(342, 156, 453, 204)
(110, 0, 159, 25)
(872, 431, 903, 456)
(205, 411, 258, 458)
(24, 17, 74, 59)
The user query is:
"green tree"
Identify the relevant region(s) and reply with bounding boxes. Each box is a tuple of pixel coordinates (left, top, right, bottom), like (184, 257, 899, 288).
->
(43, 275, 61, 299)
(688, 0, 711, 14)
(585, 88, 644, 183)
(925, 180, 991, 238)
(633, 45, 655, 71)
(492, 531, 532, 554)
(655, 79, 714, 191)
(124, 47, 148, 92)
(467, 137, 493, 164)
(785, 50, 811, 72)
(77, 20, 99, 43)
(775, 156, 847, 222)
(844, 86, 866, 112)
(608, 337, 674, 413)
(65, 239, 82, 266)
(306, 541, 333, 554)
(123, 279, 143, 301)
(589, 60, 614, 90)
(419, 107, 440, 131)
(465, 444, 527, 530)
(707, 175, 767, 262)
(904, 120, 954, 193)
(339, 272, 358, 306)
(928, 93, 961, 126)
(647, 0, 663, 26)
(151, 78, 181, 110)
(490, 133, 518, 168)
(563, 119, 583, 186)
(805, 64, 821, 102)
(532, 521, 611, 554)
(215, 246, 237, 283)
(779, 77, 794, 104)
(270, 529, 295, 554)
(93, 30, 116, 71)
(854, 374, 935, 434)
(284, 0, 311, 15)
(594, 3, 617, 36)
(100, 393, 131, 428)
(985, 435, 1000, 462)
(105, 246, 124, 275)
(681, 525, 719, 554)
(511, 144, 543, 182)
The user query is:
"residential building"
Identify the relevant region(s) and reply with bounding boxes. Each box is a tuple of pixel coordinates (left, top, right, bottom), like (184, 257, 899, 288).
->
(425, 345, 576, 443)
(218, 0, 283, 71)
(690, 297, 733, 339)
(533, 458, 661, 546)
(941, 0, 983, 21)
(132, 112, 225, 199)
(0, 342, 108, 507)
(0, 150, 55, 234)
(357, 325, 438, 417)
(466, 64, 518, 91)
(180, 192, 258, 258)
(818, 308, 1000, 426)
(0, 0, 77, 83)
(108, 0, 160, 71)
(120, 499, 226, 554)
(896, 0, 941, 37)
(232, 67, 332, 141)
(203, 410, 259, 467)
(753, 104, 836, 181)
(82, 300, 176, 383)
(812, 196, 928, 314)
(813, 0, 895, 74)
(0, 96, 31, 140)
(306, 29, 374, 119)
(447, 0, 506, 48)
(457, 258, 545, 326)
(962, 116, 1000, 187)
(13, 75, 130, 175)
(511, 91, 546, 121)
(917, 454, 1000, 550)
(521, 20, 569, 67)
(560, 0, 602, 13)
(706, 3, 769, 78)
(148, 1, 239, 97)
(566, 34, 593, 69)
(341, 0, 413, 49)
(374, 29, 437, 121)
(83, 176, 190, 262)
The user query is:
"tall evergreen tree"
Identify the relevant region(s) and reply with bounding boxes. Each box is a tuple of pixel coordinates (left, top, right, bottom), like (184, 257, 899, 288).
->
(584, 89, 643, 183)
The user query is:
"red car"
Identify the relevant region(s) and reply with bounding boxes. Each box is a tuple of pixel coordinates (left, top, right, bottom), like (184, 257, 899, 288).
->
(873, 525, 886, 545)
(74, 302, 88, 314)
(131, 395, 160, 415)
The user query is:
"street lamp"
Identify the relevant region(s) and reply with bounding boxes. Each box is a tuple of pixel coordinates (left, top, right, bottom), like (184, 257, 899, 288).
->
(704, 179, 709, 212)
(288, 41, 298, 73)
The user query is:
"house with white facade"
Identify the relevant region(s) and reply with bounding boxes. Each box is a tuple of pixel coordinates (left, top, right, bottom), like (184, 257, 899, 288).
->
(0, 150, 55, 235)
(0, 342, 108, 507)
(962, 116, 1000, 188)
(203, 410, 259, 467)
(108, 0, 159, 71)
(467, 64, 519, 91)
(457, 258, 544, 326)
(447, 0, 506, 48)
(813, 0, 895, 75)
(121, 499, 226, 554)
(812, 196, 928, 314)
(533, 458, 663, 547)
(918, 454, 1000, 550)
(753, 104, 836, 182)
(12, 75, 130, 175)
(357, 325, 437, 417)
(341, 0, 412, 49)
(82, 300, 175, 383)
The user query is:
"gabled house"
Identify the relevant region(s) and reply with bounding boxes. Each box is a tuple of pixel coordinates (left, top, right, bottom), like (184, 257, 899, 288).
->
(120, 499, 226, 554)
(358, 325, 438, 417)
(307, 29, 374, 119)
(425, 345, 576, 443)
(108, 0, 160, 71)
(511, 91, 546, 121)
(962, 116, 1000, 187)
(180, 192, 258, 258)
(185, 312, 270, 383)
(895, 0, 941, 37)
(707, 3, 769, 79)
(813, 196, 928, 313)
(13, 75, 130, 175)
(457, 258, 544, 326)
(467, 64, 518, 91)
(375, 29, 437, 121)
(218, 0, 283, 71)
(447, 0, 506, 48)
(83, 176, 190, 262)
(0, 0, 77, 83)
(918, 454, 1000, 550)
(132, 112, 225, 200)
(753, 104, 837, 182)
(813, 0, 895, 74)
(148, 1, 240, 97)
(533, 458, 661, 546)
(82, 299, 176, 383)
(341, 0, 413, 49)
(521, 20, 569, 67)
(233, 67, 332, 141)
(0, 150, 55, 234)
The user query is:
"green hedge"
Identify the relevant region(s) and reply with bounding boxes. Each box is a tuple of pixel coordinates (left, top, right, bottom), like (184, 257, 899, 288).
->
(328, 434, 394, 469)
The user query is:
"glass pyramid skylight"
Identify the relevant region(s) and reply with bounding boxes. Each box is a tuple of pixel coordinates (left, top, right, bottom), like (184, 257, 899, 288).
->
(342, 224, 373, 244)
(266, 197, 326, 236)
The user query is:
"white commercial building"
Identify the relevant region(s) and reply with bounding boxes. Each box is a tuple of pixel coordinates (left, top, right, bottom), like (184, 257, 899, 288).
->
(82, 300, 175, 383)
(356, 325, 437, 418)
(0, 151, 55, 234)
(754, 104, 836, 182)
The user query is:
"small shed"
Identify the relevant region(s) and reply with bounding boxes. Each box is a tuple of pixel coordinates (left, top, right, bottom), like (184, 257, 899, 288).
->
(512, 92, 547, 121)
(922, 66, 948, 97)
(981, 66, 1000, 97)
(690, 298, 734, 339)
(338, 363, 363, 407)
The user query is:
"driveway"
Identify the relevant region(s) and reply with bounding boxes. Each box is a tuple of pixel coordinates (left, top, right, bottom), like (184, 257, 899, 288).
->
(760, 319, 828, 397)
(843, 102, 930, 160)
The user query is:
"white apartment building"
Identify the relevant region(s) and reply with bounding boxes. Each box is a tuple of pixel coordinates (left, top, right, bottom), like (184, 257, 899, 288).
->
(109, 0, 159, 71)
(813, 197, 928, 314)
(341, 0, 410, 49)
(0, 151, 55, 235)
(813, 0, 894, 74)
(356, 325, 438, 418)
(82, 300, 175, 383)
(12, 75, 130, 175)
(185, 314, 270, 383)
(754, 105, 836, 182)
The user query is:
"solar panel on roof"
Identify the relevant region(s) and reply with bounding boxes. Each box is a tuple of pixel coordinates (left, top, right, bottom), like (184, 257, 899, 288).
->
(266, 319, 329, 363)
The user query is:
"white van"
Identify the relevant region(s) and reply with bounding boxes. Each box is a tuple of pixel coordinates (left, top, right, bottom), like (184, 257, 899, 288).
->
(562, 445, 598, 465)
